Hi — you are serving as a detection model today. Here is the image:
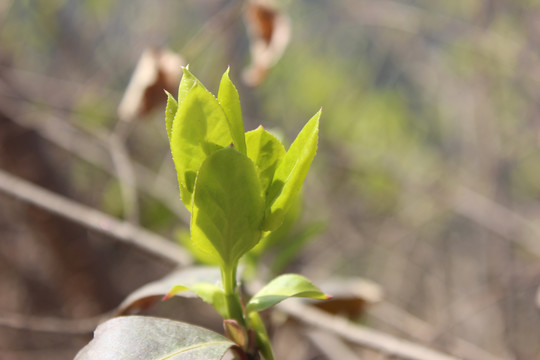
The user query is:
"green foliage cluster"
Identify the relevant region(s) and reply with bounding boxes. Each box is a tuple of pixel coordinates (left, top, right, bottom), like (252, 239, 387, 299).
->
(163, 67, 326, 359)
(77, 68, 328, 360)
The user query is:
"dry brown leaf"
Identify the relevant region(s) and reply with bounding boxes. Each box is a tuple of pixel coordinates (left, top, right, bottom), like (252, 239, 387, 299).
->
(310, 277, 383, 319)
(118, 48, 184, 122)
(243, 0, 291, 87)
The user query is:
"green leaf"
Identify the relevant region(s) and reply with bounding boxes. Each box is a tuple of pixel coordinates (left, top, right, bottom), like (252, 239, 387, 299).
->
(246, 126, 286, 194)
(191, 147, 264, 269)
(190, 283, 228, 319)
(164, 91, 178, 141)
(218, 68, 247, 155)
(177, 66, 198, 106)
(246, 273, 329, 313)
(75, 316, 233, 360)
(176, 229, 219, 265)
(170, 83, 233, 210)
(263, 110, 321, 231)
(167, 282, 229, 319)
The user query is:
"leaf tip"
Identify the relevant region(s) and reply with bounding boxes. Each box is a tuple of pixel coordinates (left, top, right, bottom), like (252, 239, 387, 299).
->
(163, 285, 188, 301)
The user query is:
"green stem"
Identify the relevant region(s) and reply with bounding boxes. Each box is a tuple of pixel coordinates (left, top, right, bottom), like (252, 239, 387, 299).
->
(221, 264, 245, 326)
(248, 311, 275, 360)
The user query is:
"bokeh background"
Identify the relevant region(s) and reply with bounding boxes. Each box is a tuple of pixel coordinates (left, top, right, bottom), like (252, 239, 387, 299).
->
(1, 0, 540, 359)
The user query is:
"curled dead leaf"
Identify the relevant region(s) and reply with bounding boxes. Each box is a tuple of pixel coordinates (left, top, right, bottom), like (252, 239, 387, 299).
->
(118, 48, 184, 121)
(310, 277, 383, 319)
(243, 0, 291, 87)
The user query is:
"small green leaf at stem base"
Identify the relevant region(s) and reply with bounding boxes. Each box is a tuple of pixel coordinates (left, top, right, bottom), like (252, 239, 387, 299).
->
(246, 273, 330, 313)
(164, 282, 228, 319)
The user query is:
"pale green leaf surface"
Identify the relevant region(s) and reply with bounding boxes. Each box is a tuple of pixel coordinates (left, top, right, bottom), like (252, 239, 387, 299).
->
(177, 230, 219, 266)
(245, 126, 286, 195)
(177, 66, 198, 106)
(191, 147, 264, 268)
(246, 273, 328, 313)
(263, 110, 321, 230)
(165, 91, 178, 141)
(218, 68, 246, 155)
(189, 283, 228, 319)
(170, 84, 233, 210)
(75, 316, 233, 360)
(165, 282, 228, 319)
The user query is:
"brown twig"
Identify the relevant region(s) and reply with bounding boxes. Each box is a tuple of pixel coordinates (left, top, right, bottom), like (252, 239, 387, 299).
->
(0, 93, 190, 224)
(451, 186, 540, 258)
(109, 121, 140, 225)
(306, 329, 362, 360)
(0, 311, 113, 334)
(0, 168, 192, 266)
(278, 300, 461, 360)
(371, 302, 506, 360)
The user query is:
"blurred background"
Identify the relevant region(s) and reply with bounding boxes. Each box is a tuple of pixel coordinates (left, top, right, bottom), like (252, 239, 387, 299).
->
(1, 0, 540, 359)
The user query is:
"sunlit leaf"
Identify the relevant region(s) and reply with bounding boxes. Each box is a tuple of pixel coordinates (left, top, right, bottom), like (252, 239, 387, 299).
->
(246, 126, 286, 194)
(263, 109, 320, 230)
(191, 147, 264, 268)
(75, 316, 233, 360)
(189, 283, 228, 319)
(218, 68, 247, 155)
(246, 273, 329, 313)
(165, 91, 177, 140)
(177, 66, 198, 106)
(176, 229, 219, 266)
(170, 83, 233, 210)
(164, 282, 228, 319)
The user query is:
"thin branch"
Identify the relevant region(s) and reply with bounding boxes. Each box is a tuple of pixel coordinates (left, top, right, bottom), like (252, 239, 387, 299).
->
(278, 300, 461, 360)
(0, 311, 113, 334)
(306, 329, 362, 360)
(180, 0, 244, 60)
(451, 186, 540, 258)
(0, 93, 190, 224)
(0, 168, 192, 266)
(371, 302, 506, 360)
(109, 122, 140, 224)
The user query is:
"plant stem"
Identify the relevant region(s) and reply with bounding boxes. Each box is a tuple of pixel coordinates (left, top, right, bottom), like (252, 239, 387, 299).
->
(222, 264, 246, 326)
(248, 311, 275, 360)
